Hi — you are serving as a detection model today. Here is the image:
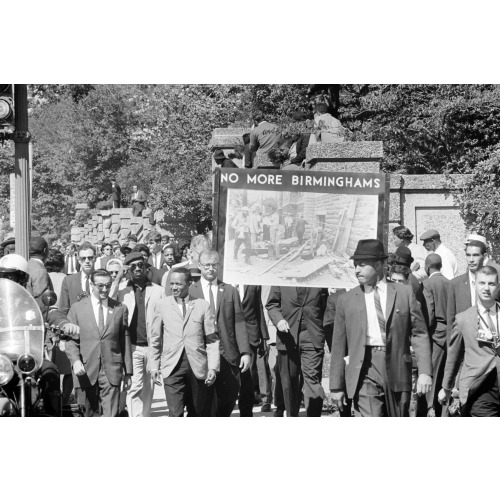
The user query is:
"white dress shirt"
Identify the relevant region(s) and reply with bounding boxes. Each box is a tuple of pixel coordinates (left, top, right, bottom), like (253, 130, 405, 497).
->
(408, 242, 429, 282)
(364, 279, 387, 346)
(90, 294, 109, 328)
(151, 251, 162, 268)
(477, 301, 499, 334)
(175, 296, 189, 316)
(200, 276, 218, 310)
(469, 271, 477, 307)
(435, 243, 459, 280)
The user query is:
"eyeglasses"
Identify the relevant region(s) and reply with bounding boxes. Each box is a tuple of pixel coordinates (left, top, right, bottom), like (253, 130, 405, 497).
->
(200, 263, 218, 269)
(130, 261, 146, 271)
(94, 283, 112, 290)
(79, 256, 95, 261)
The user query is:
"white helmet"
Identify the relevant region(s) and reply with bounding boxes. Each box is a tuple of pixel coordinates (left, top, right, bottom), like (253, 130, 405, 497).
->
(0, 253, 29, 275)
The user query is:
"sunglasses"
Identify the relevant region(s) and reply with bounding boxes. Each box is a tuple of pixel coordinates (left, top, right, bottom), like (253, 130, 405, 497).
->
(130, 261, 146, 271)
(94, 283, 112, 290)
(79, 256, 95, 261)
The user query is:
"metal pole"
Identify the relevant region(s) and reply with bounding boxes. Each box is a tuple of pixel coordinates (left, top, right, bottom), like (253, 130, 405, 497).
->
(14, 84, 31, 259)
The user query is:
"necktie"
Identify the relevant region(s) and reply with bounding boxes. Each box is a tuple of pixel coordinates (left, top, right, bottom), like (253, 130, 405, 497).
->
(98, 301, 104, 333)
(373, 285, 386, 344)
(208, 282, 215, 315)
(85, 275, 90, 294)
(487, 308, 497, 335)
(182, 298, 187, 318)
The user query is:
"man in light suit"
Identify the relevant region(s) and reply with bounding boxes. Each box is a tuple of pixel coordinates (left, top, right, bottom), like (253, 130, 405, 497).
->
(439, 266, 500, 416)
(249, 111, 281, 160)
(447, 239, 487, 342)
(117, 252, 165, 417)
(330, 239, 433, 417)
(422, 254, 450, 416)
(190, 249, 251, 416)
(65, 269, 133, 417)
(131, 185, 147, 217)
(59, 241, 97, 315)
(150, 268, 219, 417)
(63, 244, 80, 275)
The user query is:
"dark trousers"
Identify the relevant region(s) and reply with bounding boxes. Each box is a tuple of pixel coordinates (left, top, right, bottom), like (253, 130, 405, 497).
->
(79, 364, 120, 417)
(239, 345, 258, 417)
(277, 329, 324, 417)
(464, 369, 500, 417)
(297, 231, 305, 245)
(214, 356, 241, 417)
(163, 350, 214, 417)
(233, 233, 251, 263)
(38, 359, 62, 417)
(354, 347, 410, 417)
(426, 338, 447, 417)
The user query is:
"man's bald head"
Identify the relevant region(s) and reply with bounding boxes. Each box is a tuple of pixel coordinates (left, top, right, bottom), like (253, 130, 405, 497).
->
(425, 253, 442, 272)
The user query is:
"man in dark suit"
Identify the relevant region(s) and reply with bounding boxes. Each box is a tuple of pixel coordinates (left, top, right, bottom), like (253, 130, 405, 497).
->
(439, 266, 500, 416)
(65, 269, 133, 417)
(267, 286, 328, 417)
(422, 254, 450, 416)
(232, 284, 269, 416)
(63, 243, 80, 275)
(131, 185, 147, 217)
(135, 244, 162, 286)
(189, 249, 251, 416)
(447, 239, 487, 342)
(59, 241, 97, 316)
(111, 180, 121, 208)
(157, 244, 177, 283)
(330, 239, 433, 417)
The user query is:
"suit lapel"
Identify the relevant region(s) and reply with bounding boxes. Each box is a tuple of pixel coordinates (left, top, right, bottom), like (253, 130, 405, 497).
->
(216, 281, 224, 316)
(102, 300, 115, 337)
(123, 287, 136, 326)
(83, 298, 100, 337)
(385, 282, 397, 327)
(183, 299, 195, 326)
(354, 287, 368, 336)
(168, 296, 184, 320)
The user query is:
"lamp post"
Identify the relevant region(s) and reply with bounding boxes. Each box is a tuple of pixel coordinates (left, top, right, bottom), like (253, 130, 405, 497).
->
(14, 84, 31, 260)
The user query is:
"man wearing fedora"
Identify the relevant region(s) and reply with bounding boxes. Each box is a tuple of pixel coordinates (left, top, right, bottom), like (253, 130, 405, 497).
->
(329, 239, 433, 417)
(420, 229, 458, 280)
(213, 149, 239, 169)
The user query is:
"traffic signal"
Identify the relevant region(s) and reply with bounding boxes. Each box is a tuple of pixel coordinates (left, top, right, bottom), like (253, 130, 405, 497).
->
(0, 84, 15, 140)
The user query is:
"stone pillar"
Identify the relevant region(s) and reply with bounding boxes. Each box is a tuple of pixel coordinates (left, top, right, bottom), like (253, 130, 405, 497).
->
(208, 127, 250, 170)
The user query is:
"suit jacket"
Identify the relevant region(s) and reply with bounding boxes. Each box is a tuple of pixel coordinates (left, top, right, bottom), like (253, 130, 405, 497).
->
(63, 253, 80, 274)
(96, 255, 113, 270)
(238, 285, 269, 346)
(249, 121, 281, 154)
(290, 133, 310, 165)
(65, 297, 133, 388)
(148, 252, 168, 270)
(422, 272, 449, 345)
(117, 282, 165, 346)
(330, 282, 432, 398)
(59, 272, 88, 316)
(131, 189, 147, 204)
(266, 287, 328, 351)
(442, 305, 500, 406)
(27, 258, 53, 313)
(446, 273, 472, 342)
(190, 280, 250, 366)
(149, 296, 220, 379)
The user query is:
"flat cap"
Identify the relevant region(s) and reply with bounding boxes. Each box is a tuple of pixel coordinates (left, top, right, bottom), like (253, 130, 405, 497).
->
(420, 229, 440, 241)
(124, 252, 144, 265)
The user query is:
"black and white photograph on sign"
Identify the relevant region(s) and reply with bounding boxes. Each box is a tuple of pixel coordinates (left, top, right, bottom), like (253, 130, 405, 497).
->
(224, 187, 379, 288)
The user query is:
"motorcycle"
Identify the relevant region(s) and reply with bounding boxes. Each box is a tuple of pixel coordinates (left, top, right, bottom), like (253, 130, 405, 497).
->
(0, 280, 65, 416)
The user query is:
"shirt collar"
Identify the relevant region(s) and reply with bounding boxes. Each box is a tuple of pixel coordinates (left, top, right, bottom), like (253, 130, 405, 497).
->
(90, 293, 108, 308)
(477, 301, 499, 315)
(469, 270, 476, 284)
(200, 276, 217, 288)
(429, 271, 442, 278)
(365, 278, 387, 293)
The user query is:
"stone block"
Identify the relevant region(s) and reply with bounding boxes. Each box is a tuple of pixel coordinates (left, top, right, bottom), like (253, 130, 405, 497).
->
(209, 128, 250, 149)
(311, 161, 380, 173)
(306, 141, 384, 163)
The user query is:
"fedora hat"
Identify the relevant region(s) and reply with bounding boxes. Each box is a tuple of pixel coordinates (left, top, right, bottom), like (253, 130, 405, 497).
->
(213, 149, 226, 161)
(350, 239, 388, 261)
(395, 245, 414, 266)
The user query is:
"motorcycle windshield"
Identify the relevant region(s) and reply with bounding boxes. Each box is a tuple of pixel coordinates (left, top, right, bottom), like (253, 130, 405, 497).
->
(0, 279, 44, 372)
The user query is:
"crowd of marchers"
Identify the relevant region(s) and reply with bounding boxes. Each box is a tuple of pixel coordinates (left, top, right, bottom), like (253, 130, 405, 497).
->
(0, 222, 499, 418)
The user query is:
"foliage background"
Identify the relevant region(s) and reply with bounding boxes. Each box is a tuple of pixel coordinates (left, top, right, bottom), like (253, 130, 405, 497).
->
(1, 84, 499, 242)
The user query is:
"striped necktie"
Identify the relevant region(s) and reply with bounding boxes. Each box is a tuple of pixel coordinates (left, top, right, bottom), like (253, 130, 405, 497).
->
(373, 285, 386, 344)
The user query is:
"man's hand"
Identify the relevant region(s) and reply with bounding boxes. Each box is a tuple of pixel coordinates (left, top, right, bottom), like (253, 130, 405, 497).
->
(331, 390, 346, 410)
(151, 369, 162, 386)
(438, 388, 451, 405)
(122, 375, 132, 390)
(73, 360, 86, 376)
(277, 319, 290, 332)
(62, 323, 80, 336)
(239, 354, 252, 373)
(416, 374, 433, 395)
(205, 369, 217, 386)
